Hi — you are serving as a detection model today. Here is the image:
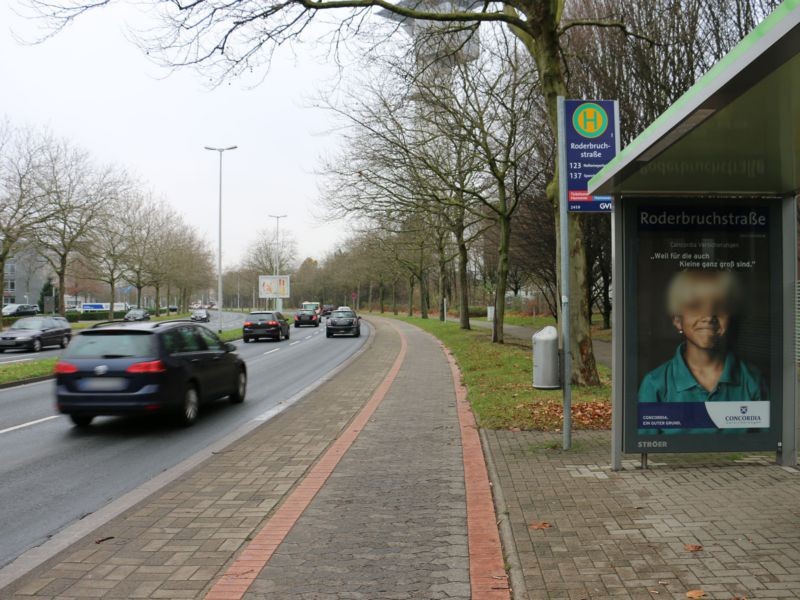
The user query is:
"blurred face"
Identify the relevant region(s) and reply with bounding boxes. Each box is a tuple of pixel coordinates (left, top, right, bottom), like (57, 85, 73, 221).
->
(672, 276, 732, 351)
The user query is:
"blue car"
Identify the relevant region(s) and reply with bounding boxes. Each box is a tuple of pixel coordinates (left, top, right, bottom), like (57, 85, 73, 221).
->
(55, 320, 246, 428)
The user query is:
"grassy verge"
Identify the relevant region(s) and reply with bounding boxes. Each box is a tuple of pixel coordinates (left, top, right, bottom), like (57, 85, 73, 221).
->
(219, 328, 243, 343)
(378, 314, 611, 431)
(0, 357, 58, 386)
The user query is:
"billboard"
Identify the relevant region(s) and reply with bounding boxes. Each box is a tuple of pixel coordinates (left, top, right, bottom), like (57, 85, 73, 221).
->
(564, 100, 617, 212)
(258, 275, 290, 299)
(625, 199, 781, 453)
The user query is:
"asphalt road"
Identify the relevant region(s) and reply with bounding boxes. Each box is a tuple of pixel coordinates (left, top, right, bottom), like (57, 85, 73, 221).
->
(0, 311, 247, 366)
(0, 314, 368, 569)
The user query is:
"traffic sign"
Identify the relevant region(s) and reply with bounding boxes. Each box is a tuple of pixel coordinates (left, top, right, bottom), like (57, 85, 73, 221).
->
(565, 100, 618, 212)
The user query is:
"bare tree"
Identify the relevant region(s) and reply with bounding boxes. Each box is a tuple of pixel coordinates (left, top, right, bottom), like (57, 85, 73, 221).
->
(33, 137, 114, 316)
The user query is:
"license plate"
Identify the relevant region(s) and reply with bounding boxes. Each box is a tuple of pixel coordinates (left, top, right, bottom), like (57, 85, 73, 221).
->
(81, 378, 127, 392)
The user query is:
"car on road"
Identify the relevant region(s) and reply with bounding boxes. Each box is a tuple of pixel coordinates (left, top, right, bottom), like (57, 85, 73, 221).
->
(294, 309, 319, 328)
(54, 320, 247, 427)
(190, 309, 211, 323)
(321, 304, 334, 316)
(2, 303, 39, 317)
(0, 316, 72, 352)
(326, 309, 361, 338)
(301, 301, 321, 318)
(124, 308, 150, 321)
(242, 311, 290, 342)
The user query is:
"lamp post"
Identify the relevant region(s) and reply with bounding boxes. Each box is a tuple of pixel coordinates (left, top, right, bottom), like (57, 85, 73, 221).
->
(268, 214, 287, 311)
(205, 145, 238, 333)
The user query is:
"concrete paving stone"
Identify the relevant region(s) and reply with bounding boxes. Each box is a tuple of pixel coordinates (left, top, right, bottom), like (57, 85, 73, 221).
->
(485, 428, 800, 599)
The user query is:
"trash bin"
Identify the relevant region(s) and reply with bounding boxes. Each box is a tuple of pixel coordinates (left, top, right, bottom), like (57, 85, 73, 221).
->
(532, 326, 560, 389)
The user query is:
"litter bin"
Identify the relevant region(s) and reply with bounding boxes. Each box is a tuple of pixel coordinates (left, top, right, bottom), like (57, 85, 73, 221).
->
(532, 326, 560, 389)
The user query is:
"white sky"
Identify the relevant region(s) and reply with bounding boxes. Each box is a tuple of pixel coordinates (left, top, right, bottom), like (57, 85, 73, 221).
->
(0, 1, 354, 269)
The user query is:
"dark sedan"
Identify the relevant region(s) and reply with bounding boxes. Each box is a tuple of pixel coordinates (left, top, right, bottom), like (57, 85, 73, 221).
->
(242, 311, 290, 342)
(0, 316, 72, 352)
(294, 309, 319, 328)
(124, 308, 150, 321)
(55, 320, 247, 427)
(326, 309, 361, 338)
(191, 309, 211, 322)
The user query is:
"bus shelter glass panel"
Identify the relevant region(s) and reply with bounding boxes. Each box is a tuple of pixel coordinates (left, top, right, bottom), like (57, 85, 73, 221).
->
(624, 198, 783, 454)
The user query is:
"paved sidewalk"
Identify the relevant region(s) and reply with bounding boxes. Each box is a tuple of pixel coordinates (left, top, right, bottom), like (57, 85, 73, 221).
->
(2, 317, 508, 600)
(485, 430, 800, 600)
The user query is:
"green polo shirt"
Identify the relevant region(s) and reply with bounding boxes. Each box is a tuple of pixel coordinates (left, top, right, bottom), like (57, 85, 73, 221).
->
(638, 344, 768, 434)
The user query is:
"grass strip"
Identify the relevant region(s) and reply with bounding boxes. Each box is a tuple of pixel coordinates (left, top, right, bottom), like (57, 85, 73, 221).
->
(0, 357, 58, 386)
(378, 314, 611, 431)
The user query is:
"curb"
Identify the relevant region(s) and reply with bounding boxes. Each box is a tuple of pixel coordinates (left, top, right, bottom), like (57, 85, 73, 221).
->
(0, 375, 53, 390)
(0, 322, 377, 592)
(480, 429, 531, 600)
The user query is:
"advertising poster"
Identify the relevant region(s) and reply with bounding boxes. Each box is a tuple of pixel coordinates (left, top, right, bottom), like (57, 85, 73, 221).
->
(258, 275, 290, 299)
(630, 201, 780, 450)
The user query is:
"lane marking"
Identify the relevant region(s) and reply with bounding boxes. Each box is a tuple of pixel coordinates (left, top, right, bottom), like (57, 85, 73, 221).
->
(289, 341, 300, 346)
(262, 349, 280, 356)
(0, 415, 59, 436)
(0, 357, 34, 365)
(205, 322, 406, 600)
(443, 343, 511, 598)
(304, 336, 312, 340)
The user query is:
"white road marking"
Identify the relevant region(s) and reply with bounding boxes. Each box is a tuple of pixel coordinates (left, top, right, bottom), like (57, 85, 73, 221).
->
(289, 341, 300, 346)
(304, 336, 312, 340)
(0, 415, 59, 435)
(263, 348, 280, 356)
(0, 357, 34, 365)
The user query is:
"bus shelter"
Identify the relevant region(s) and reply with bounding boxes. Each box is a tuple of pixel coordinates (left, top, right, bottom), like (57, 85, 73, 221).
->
(588, 1, 800, 469)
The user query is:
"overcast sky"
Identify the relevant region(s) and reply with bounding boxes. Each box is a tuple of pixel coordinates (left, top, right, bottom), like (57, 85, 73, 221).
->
(0, 0, 352, 269)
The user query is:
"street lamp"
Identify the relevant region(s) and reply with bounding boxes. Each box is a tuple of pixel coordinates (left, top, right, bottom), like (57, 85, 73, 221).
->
(205, 145, 238, 333)
(268, 214, 287, 311)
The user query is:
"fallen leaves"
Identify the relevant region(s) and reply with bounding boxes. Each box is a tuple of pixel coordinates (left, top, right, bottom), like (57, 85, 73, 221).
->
(683, 543, 704, 552)
(529, 520, 552, 530)
(512, 400, 611, 431)
(686, 591, 706, 599)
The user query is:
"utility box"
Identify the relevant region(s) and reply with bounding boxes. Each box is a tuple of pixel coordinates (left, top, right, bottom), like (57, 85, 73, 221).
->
(532, 326, 560, 389)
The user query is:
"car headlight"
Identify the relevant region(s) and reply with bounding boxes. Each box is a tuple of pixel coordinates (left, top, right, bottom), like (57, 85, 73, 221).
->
(17, 336, 31, 341)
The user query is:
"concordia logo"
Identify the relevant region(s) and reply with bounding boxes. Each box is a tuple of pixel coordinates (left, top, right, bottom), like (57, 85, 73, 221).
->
(573, 103, 609, 139)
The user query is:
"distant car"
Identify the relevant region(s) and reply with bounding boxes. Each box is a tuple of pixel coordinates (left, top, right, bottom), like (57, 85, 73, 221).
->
(191, 309, 210, 323)
(326, 309, 361, 338)
(168, 305, 178, 313)
(54, 320, 247, 427)
(336, 306, 352, 311)
(294, 309, 319, 328)
(124, 308, 150, 322)
(0, 316, 72, 352)
(242, 311, 290, 342)
(301, 301, 321, 318)
(2, 303, 38, 317)
(321, 304, 334, 316)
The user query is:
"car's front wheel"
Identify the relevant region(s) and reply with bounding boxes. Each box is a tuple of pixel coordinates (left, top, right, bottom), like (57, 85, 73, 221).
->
(243, 336, 250, 343)
(230, 369, 247, 404)
(355, 328, 361, 338)
(178, 385, 199, 426)
(70, 414, 94, 427)
(60, 335, 70, 349)
(31, 338, 42, 352)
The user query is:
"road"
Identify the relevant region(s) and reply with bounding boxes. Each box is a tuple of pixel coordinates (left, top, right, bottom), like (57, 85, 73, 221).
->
(0, 310, 247, 365)
(0, 314, 369, 569)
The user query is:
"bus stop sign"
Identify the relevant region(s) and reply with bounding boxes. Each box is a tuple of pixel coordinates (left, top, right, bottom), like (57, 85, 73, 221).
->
(565, 100, 618, 212)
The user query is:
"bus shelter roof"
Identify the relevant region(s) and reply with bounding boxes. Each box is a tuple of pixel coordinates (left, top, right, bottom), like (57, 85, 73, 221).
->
(589, 0, 800, 198)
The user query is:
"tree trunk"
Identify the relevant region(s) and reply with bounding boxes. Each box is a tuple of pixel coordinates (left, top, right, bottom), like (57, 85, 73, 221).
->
(392, 279, 398, 315)
(602, 272, 612, 330)
(0, 254, 7, 327)
(154, 285, 161, 317)
(136, 284, 143, 309)
(419, 274, 429, 319)
(379, 280, 385, 313)
(407, 276, 414, 317)
(367, 280, 373, 312)
(492, 215, 511, 344)
(108, 279, 116, 320)
(456, 229, 470, 330)
(512, 6, 600, 384)
(57, 257, 67, 317)
(438, 253, 447, 322)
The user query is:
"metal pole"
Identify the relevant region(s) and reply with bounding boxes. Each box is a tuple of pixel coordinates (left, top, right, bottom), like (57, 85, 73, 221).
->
(217, 150, 223, 333)
(268, 214, 287, 311)
(204, 145, 237, 333)
(557, 96, 572, 450)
